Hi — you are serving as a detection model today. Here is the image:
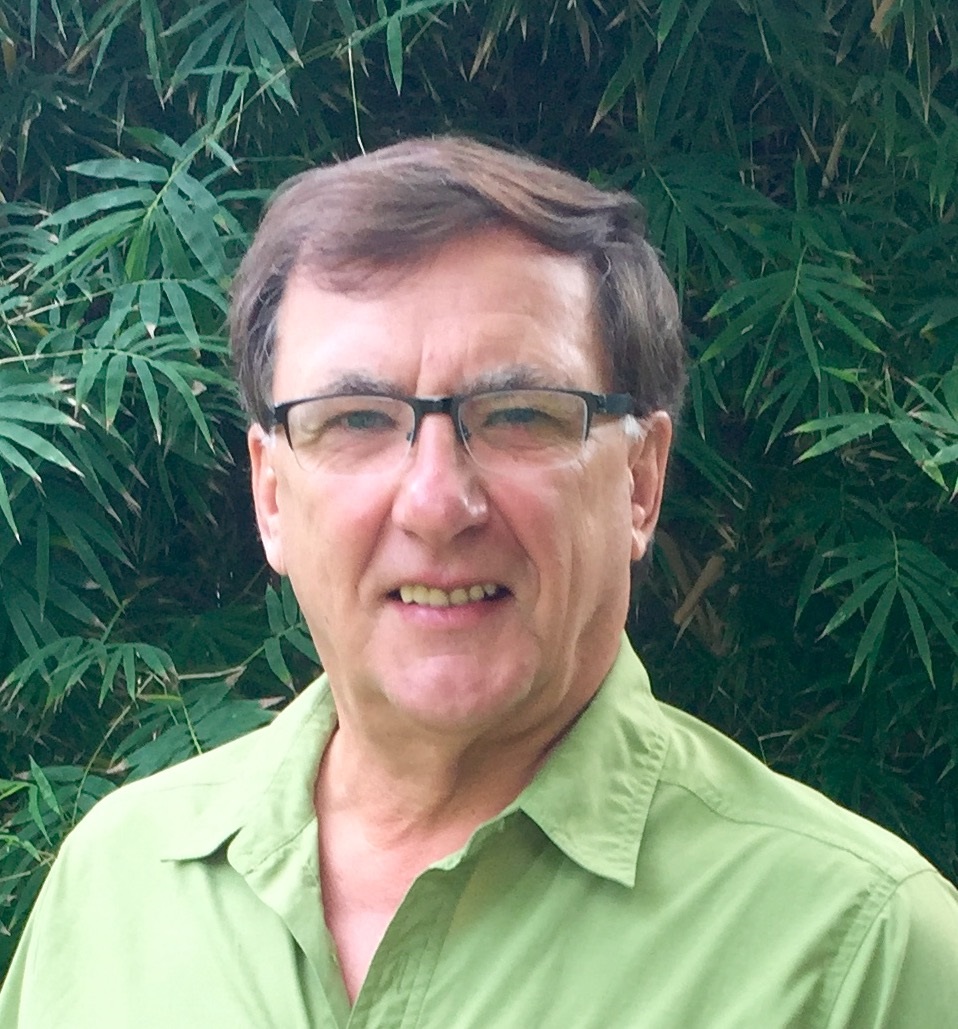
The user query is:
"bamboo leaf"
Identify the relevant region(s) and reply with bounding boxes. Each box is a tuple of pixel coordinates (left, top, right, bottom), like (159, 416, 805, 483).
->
(138, 280, 161, 338)
(792, 295, 820, 381)
(800, 288, 882, 353)
(0, 470, 19, 540)
(820, 567, 892, 638)
(386, 13, 403, 93)
(591, 46, 639, 130)
(28, 759, 61, 817)
(139, 0, 165, 97)
(818, 549, 893, 592)
(160, 187, 227, 281)
(40, 187, 156, 227)
(850, 579, 897, 680)
(249, 0, 300, 62)
(264, 636, 291, 684)
(656, 0, 683, 47)
(157, 363, 214, 449)
(34, 507, 49, 616)
(0, 422, 81, 476)
(265, 582, 284, 635)
(29, 208, 142, 277)
(103, 352, 128, 429)
(68, 158, 168, 183)
(93, 283, 138, 350)
(130, 356, 162, 442)
(794, 413, 890, 461)
(899, 585, 935, 685)
(162, 280, 200, 347)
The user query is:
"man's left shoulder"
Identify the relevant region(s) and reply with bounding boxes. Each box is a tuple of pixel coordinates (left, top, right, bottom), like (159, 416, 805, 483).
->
(656, 701, 943, 888)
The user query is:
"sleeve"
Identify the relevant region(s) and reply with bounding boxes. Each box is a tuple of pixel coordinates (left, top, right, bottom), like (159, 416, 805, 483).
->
(826, 868, 958, 1028)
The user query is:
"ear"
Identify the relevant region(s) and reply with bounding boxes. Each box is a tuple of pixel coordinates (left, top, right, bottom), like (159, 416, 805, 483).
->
(248, 423, 288, 576)
(628, 411, 672, 562)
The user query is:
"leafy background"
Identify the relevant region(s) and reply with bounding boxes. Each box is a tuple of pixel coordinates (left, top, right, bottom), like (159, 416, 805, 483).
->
(1, 0, 957, 974)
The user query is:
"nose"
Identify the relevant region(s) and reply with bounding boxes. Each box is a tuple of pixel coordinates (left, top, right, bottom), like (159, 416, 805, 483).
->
(391, 411, 488, 544)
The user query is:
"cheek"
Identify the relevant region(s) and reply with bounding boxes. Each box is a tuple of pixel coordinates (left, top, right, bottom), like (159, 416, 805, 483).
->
(569, 466, 636, 582)
(277, 476, 391, 588)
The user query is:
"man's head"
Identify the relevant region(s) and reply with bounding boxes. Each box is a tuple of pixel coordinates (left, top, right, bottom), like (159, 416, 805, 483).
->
(230, 136, 685, 432)
(237, 138, 685, 746)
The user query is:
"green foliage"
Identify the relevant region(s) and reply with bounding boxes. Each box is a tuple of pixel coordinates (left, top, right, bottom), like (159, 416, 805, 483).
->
(1, 0, 956, 974)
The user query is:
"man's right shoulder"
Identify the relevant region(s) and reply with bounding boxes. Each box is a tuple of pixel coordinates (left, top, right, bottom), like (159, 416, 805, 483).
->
(65, 675, 332, 859)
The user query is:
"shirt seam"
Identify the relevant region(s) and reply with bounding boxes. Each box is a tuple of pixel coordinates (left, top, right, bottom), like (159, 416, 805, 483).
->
(654, 774, 921, 882)
(818, 867, 936, 1028)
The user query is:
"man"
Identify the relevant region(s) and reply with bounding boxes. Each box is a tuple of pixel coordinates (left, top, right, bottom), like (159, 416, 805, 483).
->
(2, 137, 957, 1027)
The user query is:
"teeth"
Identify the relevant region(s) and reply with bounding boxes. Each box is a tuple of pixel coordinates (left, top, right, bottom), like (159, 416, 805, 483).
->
(398, 583, 500, 607)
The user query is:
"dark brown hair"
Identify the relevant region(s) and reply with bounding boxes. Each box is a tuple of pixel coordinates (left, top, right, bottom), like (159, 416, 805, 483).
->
(230, 136, 685, 428)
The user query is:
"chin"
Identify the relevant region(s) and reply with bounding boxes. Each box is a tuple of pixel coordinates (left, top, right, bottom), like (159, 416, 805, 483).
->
(381, 655, 539, 734)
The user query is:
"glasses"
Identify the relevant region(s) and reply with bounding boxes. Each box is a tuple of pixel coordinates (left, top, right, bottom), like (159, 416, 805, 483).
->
(269, 388, 634, 475)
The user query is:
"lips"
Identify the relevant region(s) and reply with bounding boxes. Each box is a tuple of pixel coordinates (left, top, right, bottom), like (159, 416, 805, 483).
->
(396, 583, 504, 607)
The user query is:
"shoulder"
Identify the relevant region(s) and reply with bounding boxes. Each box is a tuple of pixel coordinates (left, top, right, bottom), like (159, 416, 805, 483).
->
(655, 701, 932, 884)
(64, 675, 334, 863)
(646, 702, 958, 1023)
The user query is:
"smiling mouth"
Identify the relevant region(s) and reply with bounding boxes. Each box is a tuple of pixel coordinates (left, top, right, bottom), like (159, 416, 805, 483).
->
(392, 583, 508, 608)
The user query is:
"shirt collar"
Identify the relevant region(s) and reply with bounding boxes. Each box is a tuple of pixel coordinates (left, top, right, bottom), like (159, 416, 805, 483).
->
(160, 635, 669, 889)
(516, 636, 670, 887)
(158, 680, 337, 862)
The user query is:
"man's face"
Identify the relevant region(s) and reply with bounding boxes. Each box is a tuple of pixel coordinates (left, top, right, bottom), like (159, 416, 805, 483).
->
(249, 229, 671, 746)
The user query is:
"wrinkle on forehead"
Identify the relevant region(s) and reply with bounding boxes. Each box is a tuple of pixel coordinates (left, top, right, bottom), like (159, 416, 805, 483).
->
(273, 228, 610, 401)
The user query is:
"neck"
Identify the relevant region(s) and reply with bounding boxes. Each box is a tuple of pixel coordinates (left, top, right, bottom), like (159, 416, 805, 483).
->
(316, 716, 559, 851)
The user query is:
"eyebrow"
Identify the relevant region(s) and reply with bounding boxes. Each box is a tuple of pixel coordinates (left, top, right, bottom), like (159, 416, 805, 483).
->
(310, 373, 405, 398)
(461, 366, 563, 394)
(306, 365, 570, 400)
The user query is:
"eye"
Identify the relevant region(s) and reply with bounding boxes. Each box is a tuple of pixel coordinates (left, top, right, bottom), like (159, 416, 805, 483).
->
(290, 396, 405, 446)
(469, 391, 582, 453)
(483, 404, 554, 427)
(335, 407, 398, 433)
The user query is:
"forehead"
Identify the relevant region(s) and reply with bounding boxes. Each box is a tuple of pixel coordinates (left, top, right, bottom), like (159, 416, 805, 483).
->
(272, 229, 608, 399)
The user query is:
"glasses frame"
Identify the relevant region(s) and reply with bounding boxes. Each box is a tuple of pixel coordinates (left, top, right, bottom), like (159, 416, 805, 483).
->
(269, 387, 634, 469)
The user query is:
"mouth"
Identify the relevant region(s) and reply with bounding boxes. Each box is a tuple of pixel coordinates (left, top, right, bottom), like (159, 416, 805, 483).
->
(390, 583, 509, 608)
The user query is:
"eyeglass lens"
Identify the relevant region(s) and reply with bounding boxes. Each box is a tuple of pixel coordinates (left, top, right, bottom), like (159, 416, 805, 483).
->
(283, 390, 591, 474)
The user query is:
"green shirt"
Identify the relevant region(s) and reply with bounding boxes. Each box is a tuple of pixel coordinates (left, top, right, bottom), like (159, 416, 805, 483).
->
(2, 640, 957, 1028)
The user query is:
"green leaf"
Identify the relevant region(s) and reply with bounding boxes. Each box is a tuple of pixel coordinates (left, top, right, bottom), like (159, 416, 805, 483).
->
(899, 585, 935, 685)
(93, 283, 138, 350)
(158, 362, 215, 449)
(139, 0, 165, 97)
(35, 508, 49, 617)
(138, 280, 161, 337)
(656, 0, 684, 46)
(28, 758, 61, 817)
(248, 0, 300, 62)
(168, 8, 237, 95)
(265, 582, 284, 635)
(791, 295, 820, 381)
(103, 352, 129, 429)
(161, 187, 227, 281)
(591, 46, 639, 130)
(850, 578, 897, 681)
(820, 567, 892, 638)
(40, 187, 156, 227)
(162, 280, 200, 347)
(800, 288, 883, 353)
(130, 356, 162, 442)
(0, 422, 81, 477)
(794, 413, 890, 461)
(29, 208, 142, 277)
(68, 158, 168, 183)
(386, 13, 403, 93)
(264, 636, 291, 684)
